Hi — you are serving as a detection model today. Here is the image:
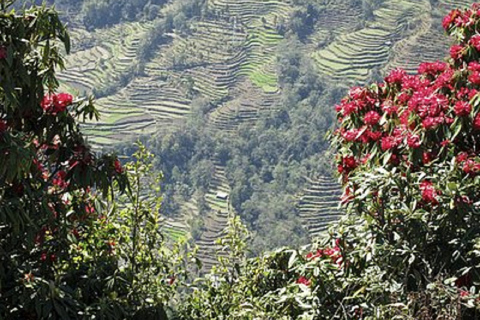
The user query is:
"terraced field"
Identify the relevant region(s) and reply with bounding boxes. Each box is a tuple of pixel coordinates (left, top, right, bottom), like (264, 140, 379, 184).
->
(195, 164, 232, 271)
(312, 0, 429, 84)
(297, 176, 343, 239)
(162, 216, 190, 242)
(59, 22, 154, 95)
(386, 0, 477, 74)
(57, 0, 292, 144)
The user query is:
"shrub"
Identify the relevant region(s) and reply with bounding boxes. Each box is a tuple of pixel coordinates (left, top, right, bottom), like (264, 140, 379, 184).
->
(0, 3, 186, 319)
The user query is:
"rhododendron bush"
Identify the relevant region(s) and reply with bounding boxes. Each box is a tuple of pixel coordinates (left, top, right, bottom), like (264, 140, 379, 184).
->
(0, 3, 186, 319)
(327, 2, 480, 317)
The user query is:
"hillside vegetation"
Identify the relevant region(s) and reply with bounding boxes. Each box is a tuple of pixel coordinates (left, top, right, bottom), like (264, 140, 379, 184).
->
(52, 0, 478, 260)
(2, 1, 480, 319)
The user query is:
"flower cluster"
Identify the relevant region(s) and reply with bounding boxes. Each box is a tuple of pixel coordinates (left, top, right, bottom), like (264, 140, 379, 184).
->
(305, 239, 343, 267)
(419, 181, 439, 205)
(333, 2, 480, 208)
(41, 93, 73, 114)
(295, 240, 344, 288)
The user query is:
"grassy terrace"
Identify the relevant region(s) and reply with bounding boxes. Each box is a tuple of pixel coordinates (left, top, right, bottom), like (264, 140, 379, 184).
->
(59, 22, 153, 94)
(162, 217, 190, 242)
(386, 0, 476, 75)
(312, 0, 426, 84)
(195, 164, 231, 272)
(208, 78, 279, 131)
(297, 177, 343, 239)
(80, 76, 191, 145)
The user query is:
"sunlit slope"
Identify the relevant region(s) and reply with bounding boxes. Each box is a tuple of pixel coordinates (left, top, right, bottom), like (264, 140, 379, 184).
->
(195, 164, 231, 271)
(58, 0, 291, 145)
(59, 22, 153, 94)
(311, 0, 428, 84)
(297, 176, 343, 239)
(386, 0, 478, 74)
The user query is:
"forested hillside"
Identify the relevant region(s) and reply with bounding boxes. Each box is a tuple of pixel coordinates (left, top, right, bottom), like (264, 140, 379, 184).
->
(43, 0, 478, 260)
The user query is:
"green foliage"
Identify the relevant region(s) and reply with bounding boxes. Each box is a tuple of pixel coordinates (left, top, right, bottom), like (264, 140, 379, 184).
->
(92, 142, 191, 318)
(0, 3, 187, 319)
(81, 0, 168, 29)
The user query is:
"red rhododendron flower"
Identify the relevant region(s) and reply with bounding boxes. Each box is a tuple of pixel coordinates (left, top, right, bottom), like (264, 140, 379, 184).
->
(342, 129, 359, 142)
(406, 134, 421, 149)
(420, 181, 439, 204)
(433, 68, 455, 90)
(422, 117, 443, 130)
(381, 100, 398, 115)
(455, 12, 471, 27)
(296, 276, 311, 286)
(361, 153, 371, 164)
(85, 204, 95, 214)
(114, 159, 123, 174)
(472, 35, 480, 51)
(306, 249, 323, 260)
(418, 61, 447, 75)
(423, 152, 434, 164)
(443, 9, 460, 30)
(41, 94, 54, 112)
(474, 114, 480, 130)
(385, 68, 406, 84)
(41, 93, 73, 114)
(381, 135, 402, 151)
(460, 290, 470, 298)
(469, 61, 480, 72)
(341, 186, 354, 204)
(40, 252, 47, 262)
(323, 244, 343, 266)
(54, 93, 73, 112)
(52, 170, 68, 189)
(463, 159, 480, 175)
(469, 72, 480, 85)
(457, 152, 469, 163)
(367, 130, 382, 141)
(364, 111, 381, 125)
(342, 156, 357, 171)
(450, 45, 464, 61)
(454, 101, 472, 117)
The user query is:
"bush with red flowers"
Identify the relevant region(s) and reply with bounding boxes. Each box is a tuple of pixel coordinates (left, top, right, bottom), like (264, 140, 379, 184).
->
(327, 2, 480, 317)
(0, 3, 187, 319)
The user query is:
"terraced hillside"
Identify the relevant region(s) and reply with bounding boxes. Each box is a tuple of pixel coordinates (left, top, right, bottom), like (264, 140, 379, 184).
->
(311, 0, 429, 84)
(59, 0, 478, 142)
(55, 0, 480, 263)
(297, 176, 343, 239)
(59, 22, 154, 95)
(194, 164, 232, 271)
(57, 0, 292, 145)
(386, 0, 477, 74)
